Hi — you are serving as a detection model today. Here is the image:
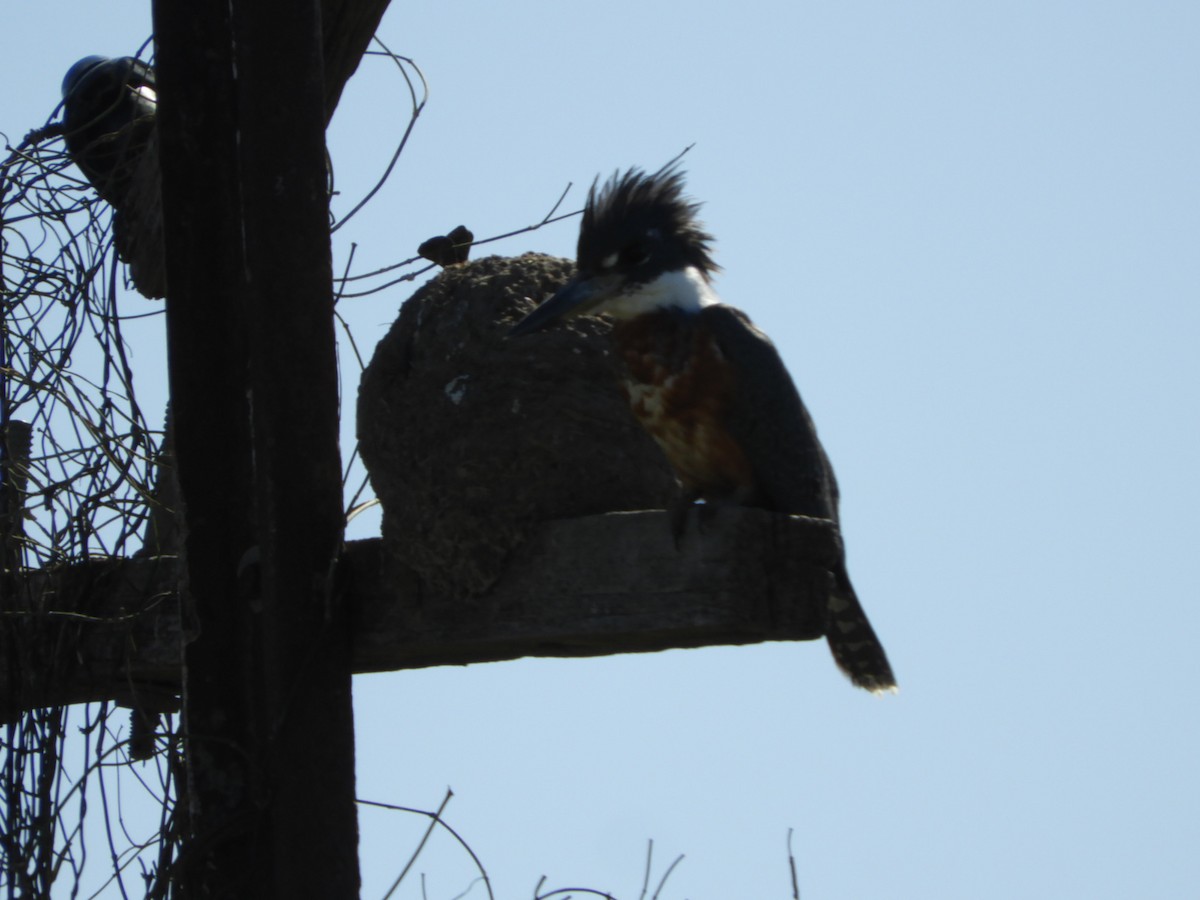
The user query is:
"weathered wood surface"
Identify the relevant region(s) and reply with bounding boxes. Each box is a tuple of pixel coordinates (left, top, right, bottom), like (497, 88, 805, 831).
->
(352, 508, 832, 670)
(0, 554, 184, 721)
(153, 1, 363, 891)
(0, 509, 834, 718)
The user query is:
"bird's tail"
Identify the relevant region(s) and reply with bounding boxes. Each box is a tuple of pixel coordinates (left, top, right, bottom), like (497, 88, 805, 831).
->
(825, 569, 897, 694)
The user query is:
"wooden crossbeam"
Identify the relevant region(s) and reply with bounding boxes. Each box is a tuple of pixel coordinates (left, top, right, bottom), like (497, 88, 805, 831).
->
(0, 509, 833, 720)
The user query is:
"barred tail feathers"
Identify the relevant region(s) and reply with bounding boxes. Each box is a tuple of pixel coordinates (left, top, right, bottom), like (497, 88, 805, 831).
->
(825, 569, 897, 694)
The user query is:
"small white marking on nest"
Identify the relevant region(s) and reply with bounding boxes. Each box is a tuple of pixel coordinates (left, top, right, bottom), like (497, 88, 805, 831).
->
(444, 375, 469, 405)
(511, 398, 521, 414)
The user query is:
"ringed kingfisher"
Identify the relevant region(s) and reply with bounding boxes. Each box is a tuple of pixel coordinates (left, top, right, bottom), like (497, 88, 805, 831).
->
(510, 165, 897, 693)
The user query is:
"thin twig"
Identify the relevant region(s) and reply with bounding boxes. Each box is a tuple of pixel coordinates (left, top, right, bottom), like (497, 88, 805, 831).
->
(367, 789, 499, 900)
(639, 839, 654, 900)
(379, 788, 454, 899)
(787, 828, 801, 900)
(650, 854, 684, 900)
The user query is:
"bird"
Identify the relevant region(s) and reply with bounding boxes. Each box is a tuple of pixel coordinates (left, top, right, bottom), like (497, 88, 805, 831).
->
(60, 55, 165, 298)
(61, 56, 157, 204)
(510, 164, 896, 693)
(418, 224, 475, 268)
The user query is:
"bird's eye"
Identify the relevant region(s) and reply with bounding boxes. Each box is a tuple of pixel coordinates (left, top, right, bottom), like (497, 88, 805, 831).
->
(620, 242, 651, 267)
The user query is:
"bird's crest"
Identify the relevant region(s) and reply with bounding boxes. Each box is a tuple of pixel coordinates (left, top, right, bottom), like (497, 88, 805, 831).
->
(579, 163, 720, 280)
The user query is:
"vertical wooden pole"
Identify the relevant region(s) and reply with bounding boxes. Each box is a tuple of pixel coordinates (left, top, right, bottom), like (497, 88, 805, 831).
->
(152, 3, 258, 894)
(153, 1, 358, 895)
(232, 0, 360, 895)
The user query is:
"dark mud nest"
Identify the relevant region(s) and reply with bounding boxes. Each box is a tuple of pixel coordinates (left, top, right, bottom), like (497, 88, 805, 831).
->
(357, 253, 677, 598)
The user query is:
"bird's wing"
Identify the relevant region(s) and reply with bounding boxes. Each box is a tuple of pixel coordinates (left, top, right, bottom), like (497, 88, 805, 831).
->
(699, 304, 840, 522)
(703, 305, 896, 692)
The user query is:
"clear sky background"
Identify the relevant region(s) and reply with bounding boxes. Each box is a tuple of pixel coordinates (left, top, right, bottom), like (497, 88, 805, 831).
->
(3, 1, 1198, 898)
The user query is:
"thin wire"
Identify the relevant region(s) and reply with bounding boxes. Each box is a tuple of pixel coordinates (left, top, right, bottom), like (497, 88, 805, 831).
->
(330, 39, 428, 234)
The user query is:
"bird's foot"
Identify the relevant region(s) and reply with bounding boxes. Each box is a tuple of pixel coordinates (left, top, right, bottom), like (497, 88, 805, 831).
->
(669, 499, 689, 548)
(668, 490, 705, 548)
(694, 501, 721, 533)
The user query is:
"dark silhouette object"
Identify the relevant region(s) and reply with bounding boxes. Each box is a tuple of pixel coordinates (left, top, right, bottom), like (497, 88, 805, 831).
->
(418, 224, 474, 267)
(61, 56, 155, 200)
(61, 55, 165, 298)
(357, 253, 676, 599)
(152, 0, 358, 891)
(511, 166, 896, 693)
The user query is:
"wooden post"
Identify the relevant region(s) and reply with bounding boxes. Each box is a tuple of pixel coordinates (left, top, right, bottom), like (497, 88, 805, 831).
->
(153, 1, 358, 895)
(233, 0, 360, 895)
(152, 2, 260, 894)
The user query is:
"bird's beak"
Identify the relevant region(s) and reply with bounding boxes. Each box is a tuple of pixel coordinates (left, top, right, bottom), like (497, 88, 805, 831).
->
(509, 272, 621, 336)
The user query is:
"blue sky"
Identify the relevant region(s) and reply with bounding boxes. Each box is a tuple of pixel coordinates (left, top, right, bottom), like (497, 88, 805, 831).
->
(3, 1, 1198, 897)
